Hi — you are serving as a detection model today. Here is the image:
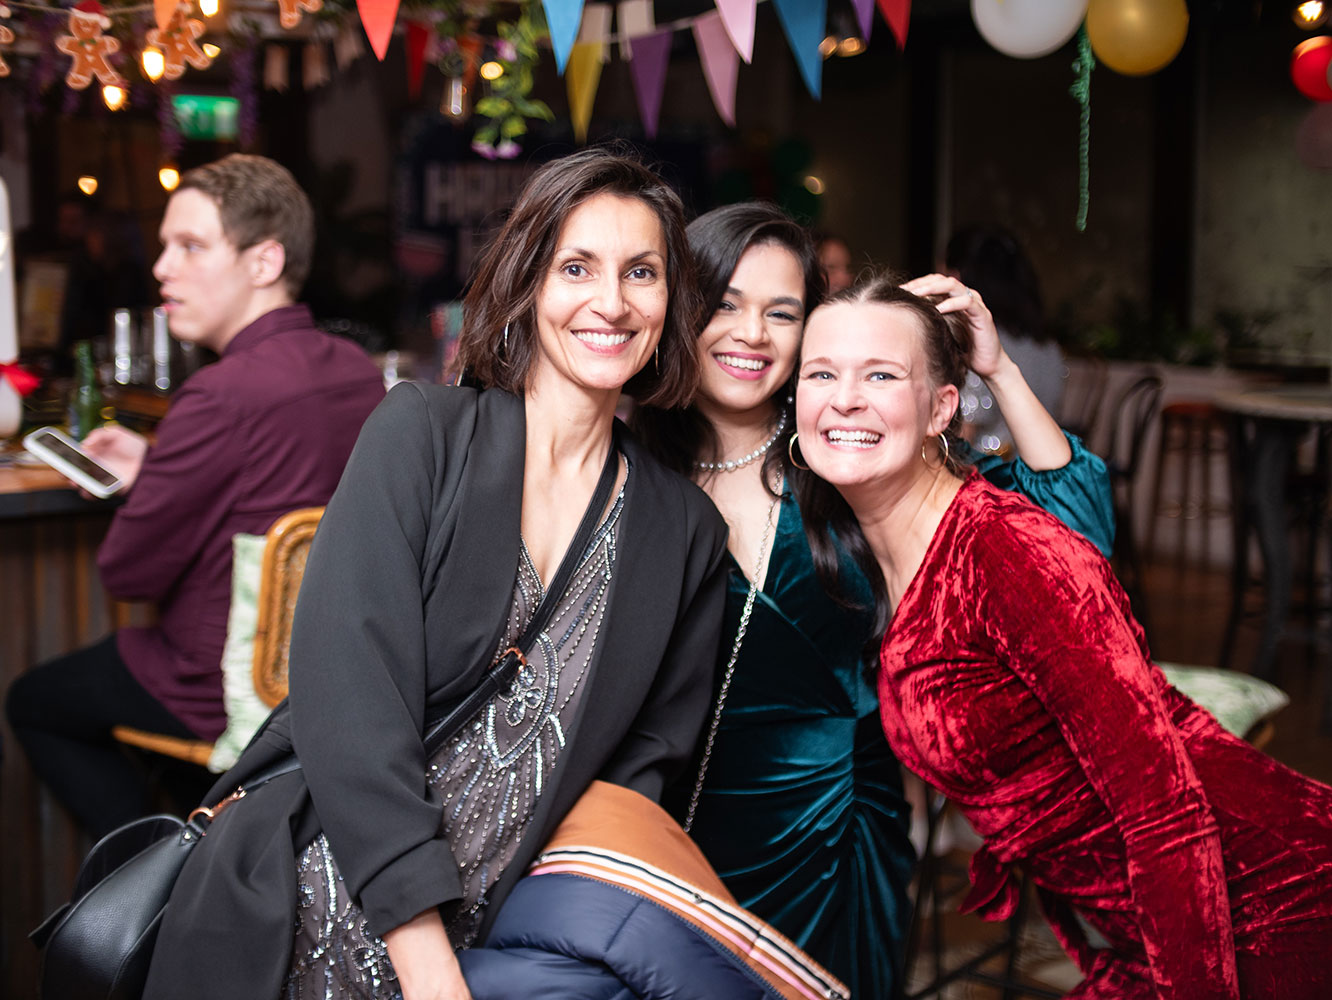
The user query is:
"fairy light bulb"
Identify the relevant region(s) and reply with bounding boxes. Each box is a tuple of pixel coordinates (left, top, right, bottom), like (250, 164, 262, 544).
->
(142, 46, 165, 81)
(1294, 2, 1327, 29)
(479, 60, 504, 81)
(102, 84, 127, 111)
(77, 176, 99, 196)
(159, 166, 181, 191)
(199, 0, 219, 16)
(202, 42, 220, 58)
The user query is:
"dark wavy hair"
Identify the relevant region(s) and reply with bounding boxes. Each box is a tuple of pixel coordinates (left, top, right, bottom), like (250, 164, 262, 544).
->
(449, 147, 703, 407)
(630, 202, 823, 491)
(795, 272, 973, 641)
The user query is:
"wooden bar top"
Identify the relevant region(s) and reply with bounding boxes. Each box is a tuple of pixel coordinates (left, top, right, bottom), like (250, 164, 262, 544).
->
(0, 461, 122, 519)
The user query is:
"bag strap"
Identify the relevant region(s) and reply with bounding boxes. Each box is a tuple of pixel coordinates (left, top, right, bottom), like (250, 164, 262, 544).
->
(422, 433, 621, 755)
(200, 432, 624, 825)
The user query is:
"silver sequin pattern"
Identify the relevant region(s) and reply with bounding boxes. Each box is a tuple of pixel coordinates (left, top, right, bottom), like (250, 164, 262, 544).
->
(284, 462, 628, 999)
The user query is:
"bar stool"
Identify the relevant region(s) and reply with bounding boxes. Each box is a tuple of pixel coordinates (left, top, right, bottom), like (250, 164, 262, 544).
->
(1148, 401, 1230, 568)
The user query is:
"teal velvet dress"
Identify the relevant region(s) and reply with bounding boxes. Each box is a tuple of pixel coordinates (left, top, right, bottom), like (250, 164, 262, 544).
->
(680, 436, 1114, 999)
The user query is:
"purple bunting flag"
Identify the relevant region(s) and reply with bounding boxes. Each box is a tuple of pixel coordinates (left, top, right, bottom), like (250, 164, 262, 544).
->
(629, 29, 672, 139)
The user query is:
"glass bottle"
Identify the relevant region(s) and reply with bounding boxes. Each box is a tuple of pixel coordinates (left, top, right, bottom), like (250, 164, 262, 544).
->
(70, 339, 104, 440)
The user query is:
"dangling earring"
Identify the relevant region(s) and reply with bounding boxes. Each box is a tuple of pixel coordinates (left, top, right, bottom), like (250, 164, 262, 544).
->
(502, 323, 510, 351)
(654, 345, 660, 375)
(788, 433, 810, 471)
(921, 434, 950, 468)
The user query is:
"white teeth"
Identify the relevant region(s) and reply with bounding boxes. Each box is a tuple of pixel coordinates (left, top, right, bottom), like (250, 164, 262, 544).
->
(716, 354, 768, 372)
(574, 331, 631, 347)
(826, 429, 880, 447)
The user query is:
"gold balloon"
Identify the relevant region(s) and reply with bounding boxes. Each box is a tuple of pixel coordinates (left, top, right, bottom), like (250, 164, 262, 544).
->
(1086, 0, 1190, 76)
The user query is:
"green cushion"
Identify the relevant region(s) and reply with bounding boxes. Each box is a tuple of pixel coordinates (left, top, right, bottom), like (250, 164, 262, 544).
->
(207, 533, 271, 773)
(1158, 662, 1289, 739)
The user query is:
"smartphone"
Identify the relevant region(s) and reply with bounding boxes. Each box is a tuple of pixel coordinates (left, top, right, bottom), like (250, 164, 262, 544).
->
(22, 426, 125, 498)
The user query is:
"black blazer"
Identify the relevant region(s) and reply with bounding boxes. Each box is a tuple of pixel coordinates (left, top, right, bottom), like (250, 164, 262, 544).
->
(143, 384, 729, 999)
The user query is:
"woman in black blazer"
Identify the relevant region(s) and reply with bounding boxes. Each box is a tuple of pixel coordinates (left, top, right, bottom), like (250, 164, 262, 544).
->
(143, 149, 729, 1000)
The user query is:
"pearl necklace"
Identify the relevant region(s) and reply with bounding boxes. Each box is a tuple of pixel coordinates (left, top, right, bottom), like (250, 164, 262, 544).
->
(694, 410, 788, 473)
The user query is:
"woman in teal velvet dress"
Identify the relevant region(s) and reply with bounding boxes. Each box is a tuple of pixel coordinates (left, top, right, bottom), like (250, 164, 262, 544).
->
(633, 204, 1113, 998)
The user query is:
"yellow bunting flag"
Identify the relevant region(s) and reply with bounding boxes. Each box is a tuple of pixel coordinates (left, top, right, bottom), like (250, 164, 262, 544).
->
(567, 40, 603, 143)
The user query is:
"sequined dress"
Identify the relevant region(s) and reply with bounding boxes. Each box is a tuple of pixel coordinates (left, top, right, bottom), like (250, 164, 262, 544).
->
(283, 469, 628, 999)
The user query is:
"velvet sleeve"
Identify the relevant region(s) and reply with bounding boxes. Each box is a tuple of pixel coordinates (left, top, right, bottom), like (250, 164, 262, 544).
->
(599, 494, 728, 802)
(978, 517, 1238, 999)
(967, 432, 1116, 558)
(287, 383, 465, 938)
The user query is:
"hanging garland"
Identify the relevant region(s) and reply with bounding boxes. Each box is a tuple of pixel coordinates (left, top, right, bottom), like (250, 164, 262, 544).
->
(1069, 26, 1094, 232)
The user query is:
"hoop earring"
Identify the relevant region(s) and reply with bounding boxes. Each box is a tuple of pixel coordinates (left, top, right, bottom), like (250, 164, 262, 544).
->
(788, 433, 810, 471)
(921, 433, 950, 468)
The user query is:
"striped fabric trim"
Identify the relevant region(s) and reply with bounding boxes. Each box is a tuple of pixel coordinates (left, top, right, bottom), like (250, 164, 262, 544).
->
(529, 847, 848, 1000)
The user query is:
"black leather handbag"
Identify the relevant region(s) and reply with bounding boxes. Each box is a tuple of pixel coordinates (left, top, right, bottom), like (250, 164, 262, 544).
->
(30, 442, 619, 1000)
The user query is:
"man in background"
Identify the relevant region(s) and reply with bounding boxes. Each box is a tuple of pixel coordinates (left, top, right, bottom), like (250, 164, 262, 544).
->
(7, 154, 385, 837)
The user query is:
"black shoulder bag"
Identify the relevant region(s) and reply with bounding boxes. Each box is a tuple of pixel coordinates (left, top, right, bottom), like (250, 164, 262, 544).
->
(31, 441, 621, 1000)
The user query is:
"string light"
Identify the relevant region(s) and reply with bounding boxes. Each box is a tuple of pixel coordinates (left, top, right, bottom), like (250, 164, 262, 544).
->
(479, 60, 504, 80)
(1294, 1, 1328, 29)
(159, 166, 181, 191)
(102, 84, 127, 111)
(199, 0, 219, 16)
(142, 46, 165, 81)
(202, 42, 221, 58)
(836, 37, 865, 57)
(77, 176, 98, 196)
(818, 35, 838, 58)
(803, 175, 825, 195)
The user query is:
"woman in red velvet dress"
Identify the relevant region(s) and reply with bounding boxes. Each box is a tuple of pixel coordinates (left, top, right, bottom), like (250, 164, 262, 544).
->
(790, 271, 1332, 999)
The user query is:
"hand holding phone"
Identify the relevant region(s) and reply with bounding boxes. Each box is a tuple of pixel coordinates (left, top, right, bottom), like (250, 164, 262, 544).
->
(23, 426, 127, 498)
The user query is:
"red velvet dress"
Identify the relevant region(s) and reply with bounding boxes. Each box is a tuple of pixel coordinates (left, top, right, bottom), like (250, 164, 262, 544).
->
(879, 474, 1332, 999)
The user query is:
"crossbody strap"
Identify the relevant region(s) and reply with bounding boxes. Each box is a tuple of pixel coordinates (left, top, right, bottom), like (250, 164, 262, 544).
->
(420, 434, 621, 754)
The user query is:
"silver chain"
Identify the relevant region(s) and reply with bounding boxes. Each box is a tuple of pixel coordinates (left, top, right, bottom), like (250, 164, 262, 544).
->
(683, 484, 783, 833)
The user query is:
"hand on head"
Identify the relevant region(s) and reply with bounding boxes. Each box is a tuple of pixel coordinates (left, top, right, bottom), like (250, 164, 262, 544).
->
(900, 273, 1007, 381)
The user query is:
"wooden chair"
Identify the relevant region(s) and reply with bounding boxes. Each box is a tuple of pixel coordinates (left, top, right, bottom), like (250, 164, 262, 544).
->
(111, 506, 325, 763)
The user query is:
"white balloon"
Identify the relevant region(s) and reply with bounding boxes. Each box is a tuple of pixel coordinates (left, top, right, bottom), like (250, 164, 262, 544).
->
(972, 0, 1089, 59)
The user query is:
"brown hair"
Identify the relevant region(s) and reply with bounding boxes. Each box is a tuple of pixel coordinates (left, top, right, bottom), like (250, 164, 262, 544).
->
(795, 271, 974, 642)
(450, 147, 702, 407)
(177, 154, 314, 296)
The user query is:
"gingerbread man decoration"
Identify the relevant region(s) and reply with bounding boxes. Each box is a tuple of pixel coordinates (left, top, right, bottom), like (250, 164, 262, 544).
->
(55, 0, 126, 90)
(146, 3, 211, 80)
(275, 0, 323, 30)
(0, 3, 15, 80)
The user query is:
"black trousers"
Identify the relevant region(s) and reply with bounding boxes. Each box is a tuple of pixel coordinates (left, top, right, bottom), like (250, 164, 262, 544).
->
(6, 635, 215, 839)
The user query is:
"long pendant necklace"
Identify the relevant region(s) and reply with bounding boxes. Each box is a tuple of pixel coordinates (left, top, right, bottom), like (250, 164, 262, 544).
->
(683, 475, 783, 832)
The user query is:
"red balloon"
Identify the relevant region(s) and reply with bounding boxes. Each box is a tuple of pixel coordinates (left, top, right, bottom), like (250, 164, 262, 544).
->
(1292, 36, 1332, 102)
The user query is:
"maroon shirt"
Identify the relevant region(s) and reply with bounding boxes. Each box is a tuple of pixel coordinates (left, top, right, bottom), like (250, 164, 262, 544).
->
(99, 305, 385, 739)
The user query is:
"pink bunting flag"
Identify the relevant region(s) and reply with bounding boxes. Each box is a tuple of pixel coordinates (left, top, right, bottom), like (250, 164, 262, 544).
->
(692, 11, 739, 126)
(628, 29, 671, 138)
(356, 0, 399, 62)
(714, 0, 755, 64)
(876, 0, 909, 50)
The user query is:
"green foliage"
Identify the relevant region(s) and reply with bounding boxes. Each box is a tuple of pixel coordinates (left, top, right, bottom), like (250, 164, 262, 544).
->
(1064, 296, 1225, 367)
(460, 5, 553, 159)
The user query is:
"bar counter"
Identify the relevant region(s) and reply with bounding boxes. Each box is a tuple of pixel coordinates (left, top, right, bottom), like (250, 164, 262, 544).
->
(1, 461, 150, 999)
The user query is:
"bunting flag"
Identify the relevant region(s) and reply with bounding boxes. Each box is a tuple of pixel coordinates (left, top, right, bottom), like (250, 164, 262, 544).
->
(877, 0, 909, 50)
(771, 0, 825, 99)
(628, 29, 671, 138)
(579, 2, 612, 63)
(405, 20, 430, 97)
(567, 40, 604, 141)
(617, 0, 654, 61)
(692, 12, 739, 126)
(715, 0, 755, 64)
(153, 0, 174, 32)
(356, 0, 399, 61)
(851, 0, 873, 42)
(544, 0, 584, 74)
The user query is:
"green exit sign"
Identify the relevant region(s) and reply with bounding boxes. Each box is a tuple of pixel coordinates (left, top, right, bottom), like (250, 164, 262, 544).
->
(171, 95, 240, 141)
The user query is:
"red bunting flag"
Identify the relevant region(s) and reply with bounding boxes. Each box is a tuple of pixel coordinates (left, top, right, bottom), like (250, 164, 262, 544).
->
(405, 20, 431, 98)
(356, 0, 399, 61)
(876, 0, 909, 49)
